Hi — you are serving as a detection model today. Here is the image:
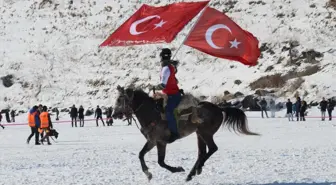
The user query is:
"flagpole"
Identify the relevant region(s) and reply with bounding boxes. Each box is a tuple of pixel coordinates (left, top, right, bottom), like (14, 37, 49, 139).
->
(171, 4, 209, 60)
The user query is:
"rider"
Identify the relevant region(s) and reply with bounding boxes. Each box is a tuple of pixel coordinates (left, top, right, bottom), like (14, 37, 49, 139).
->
(155, 48, 181, 142)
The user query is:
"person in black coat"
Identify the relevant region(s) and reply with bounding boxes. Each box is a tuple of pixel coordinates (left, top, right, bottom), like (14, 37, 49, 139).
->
(327, 99, 334, 121)
(0, 113, 4, 129)
(78, 105, 84, 127)
(295, 97, 301, 121)
(319, 97, 328, 121)
(5, 110, 10, 123)
(106, 107, 113, 126)
(95, 105, 105, 126)
(259, 98, 268, 118)
(10, 110, 15, 122)
(286, 99, 294, 121)
(70, 105, 78, 127)
(300, 100, 307, 121)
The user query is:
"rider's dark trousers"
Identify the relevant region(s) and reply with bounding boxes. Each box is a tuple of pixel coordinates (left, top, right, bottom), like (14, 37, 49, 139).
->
(165, 92, 182, 135)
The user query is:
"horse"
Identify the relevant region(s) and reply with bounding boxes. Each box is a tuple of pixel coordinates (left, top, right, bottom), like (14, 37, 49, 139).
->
(112, 85, 260, 181)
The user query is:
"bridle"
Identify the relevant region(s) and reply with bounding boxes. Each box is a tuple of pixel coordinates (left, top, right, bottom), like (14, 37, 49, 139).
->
(118, 87, 157, 132)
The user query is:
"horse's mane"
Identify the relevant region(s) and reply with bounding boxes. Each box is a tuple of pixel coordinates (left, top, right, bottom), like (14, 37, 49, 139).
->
(127, 87, 154, 102)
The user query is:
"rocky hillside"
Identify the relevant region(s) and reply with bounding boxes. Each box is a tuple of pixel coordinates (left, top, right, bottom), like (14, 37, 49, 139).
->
(0, 0, 335, 111)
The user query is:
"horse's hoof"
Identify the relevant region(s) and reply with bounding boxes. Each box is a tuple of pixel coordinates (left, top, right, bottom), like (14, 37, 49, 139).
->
(145, 170, 152, 181)
(177, 166, 185, 172)
(196, 168, 202, 175)
(186, 175, 192, 181)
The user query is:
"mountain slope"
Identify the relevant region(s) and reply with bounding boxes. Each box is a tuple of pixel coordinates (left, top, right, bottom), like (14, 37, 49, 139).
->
(0, 0, 335, 110)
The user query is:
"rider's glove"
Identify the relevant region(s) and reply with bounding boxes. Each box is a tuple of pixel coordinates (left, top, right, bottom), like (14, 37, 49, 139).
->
(155, 83, 165, 90)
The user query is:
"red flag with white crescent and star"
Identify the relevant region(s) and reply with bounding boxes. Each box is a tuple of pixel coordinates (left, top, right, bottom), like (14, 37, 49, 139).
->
(99, 1, 209, 47)
(184, 7, 260, 66)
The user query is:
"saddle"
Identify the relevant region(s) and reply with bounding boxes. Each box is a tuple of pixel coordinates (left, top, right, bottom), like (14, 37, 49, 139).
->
(153, 90, 203, 124)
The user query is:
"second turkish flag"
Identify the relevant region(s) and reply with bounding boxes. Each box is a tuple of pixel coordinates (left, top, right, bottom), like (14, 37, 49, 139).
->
(184, 7, 260, 66)
(100, 1, 209, 47)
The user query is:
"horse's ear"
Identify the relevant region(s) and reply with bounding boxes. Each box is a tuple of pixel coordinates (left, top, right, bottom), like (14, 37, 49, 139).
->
(125, 88, 134, 100)
(117, 85, 124, 93)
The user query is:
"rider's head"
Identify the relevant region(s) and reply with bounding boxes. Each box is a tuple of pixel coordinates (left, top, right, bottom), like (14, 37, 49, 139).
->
(160, 48, 172, 62)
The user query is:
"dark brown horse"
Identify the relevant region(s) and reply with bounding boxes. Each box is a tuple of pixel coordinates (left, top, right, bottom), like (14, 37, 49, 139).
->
(112, 85, 259, 181)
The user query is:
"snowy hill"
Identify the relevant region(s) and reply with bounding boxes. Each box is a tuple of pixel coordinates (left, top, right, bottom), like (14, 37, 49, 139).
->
(0, 0, 336, 111)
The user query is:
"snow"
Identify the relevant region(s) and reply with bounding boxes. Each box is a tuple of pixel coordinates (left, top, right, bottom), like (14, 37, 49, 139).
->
(0, 112, 335, 185)
(0, 0, 335, 111)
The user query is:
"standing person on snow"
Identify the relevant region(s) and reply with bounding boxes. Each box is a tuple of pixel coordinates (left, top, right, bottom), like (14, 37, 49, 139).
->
(292, 103, 296, 116)
(39, 106, 53, 145)
(27, 105, 41, 145)
(259, 98, 268, 118)
(55, 108, 59, 121)
(78, 105, 85, 127)
(0, 113, 5, 129)
(295, 97, 301, 121)
(153, 48, 181, 143)
(10, 110, 15, 122)
(319, 97, 328, 121)
(327, 99, 334, 121)
(286, 99, 294, 121)
(70, 105, 78, 127)
(106, 107, 113, 126)
(269, 99, 276, 118)
(5, 110, 10, 123)
(95, 105, 105, 126)
(300, 100, 307, 121)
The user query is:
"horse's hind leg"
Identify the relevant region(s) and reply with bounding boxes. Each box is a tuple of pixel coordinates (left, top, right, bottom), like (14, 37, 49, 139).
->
(157, 142, 185, 173)
(196, 134, 218, 175)
(139, 141, 155, 181)
(186, 133, 206, 181)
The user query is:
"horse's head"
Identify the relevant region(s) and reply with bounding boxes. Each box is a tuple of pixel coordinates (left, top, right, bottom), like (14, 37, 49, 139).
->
(112, 85, 135, 119)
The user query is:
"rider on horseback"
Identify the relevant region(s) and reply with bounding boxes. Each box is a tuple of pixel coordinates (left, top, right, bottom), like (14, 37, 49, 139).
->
(154, 48, 181, 142)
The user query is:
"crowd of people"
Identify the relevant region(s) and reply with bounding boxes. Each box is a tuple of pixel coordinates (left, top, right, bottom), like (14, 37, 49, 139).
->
(69, 105, 114, 127)
(257, 96, 334, 121)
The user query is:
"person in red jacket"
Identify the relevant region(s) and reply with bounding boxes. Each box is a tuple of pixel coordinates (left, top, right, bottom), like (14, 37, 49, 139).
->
(155, 48, 181, 142)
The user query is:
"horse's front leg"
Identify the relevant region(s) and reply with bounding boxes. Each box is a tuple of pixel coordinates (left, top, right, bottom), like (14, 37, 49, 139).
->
(157, 142, 185, 173)
(139, 141, 155, 181)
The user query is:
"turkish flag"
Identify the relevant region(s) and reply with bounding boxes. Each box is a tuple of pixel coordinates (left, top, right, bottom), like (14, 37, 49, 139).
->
(100, 1, 209, 47)
(184, 7, 260, 66)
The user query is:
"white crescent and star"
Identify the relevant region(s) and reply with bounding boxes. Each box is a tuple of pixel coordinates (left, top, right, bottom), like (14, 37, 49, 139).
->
(205, 24, 241, 49)
(129, 15, 166, 35)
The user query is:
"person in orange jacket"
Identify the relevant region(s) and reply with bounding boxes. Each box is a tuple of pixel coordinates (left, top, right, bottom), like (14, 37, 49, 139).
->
(27, 105, 41, 145)
(39, 106, 53, 145)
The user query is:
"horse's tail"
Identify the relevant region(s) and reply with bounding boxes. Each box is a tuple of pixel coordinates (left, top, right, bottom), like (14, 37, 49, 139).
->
(220, 107, 260, 136)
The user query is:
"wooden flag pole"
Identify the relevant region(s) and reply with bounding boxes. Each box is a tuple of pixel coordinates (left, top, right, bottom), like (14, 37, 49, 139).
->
(171, 3, 209, 60)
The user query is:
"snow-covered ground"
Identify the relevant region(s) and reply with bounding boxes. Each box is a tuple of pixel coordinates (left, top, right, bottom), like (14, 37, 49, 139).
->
(0, 0, 336, 111)
(0, 112, 335, 185)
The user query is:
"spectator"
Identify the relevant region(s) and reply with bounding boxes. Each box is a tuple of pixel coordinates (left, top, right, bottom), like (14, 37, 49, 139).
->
(70, 105, 78, 127)
(295, 97, 301, 121)
(95, 105, 105, 127)
(0, 113, 4, 129)
(5, 110, 10, 123)
(327, 99, 334, 121)
(292, 103, 296, 115)
(269, 99, 276, 118)
(55, 108, 59, 121)
(300, 100, 307, 121)
(106, 107, 113, 126)
(319, 97, 328, 121)
(78, 105, 84, 127)
(259, 98, 268, 118)
(286, 99, 294, 121)
(10, 110, 15, 122)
